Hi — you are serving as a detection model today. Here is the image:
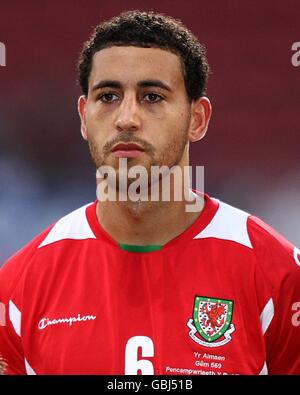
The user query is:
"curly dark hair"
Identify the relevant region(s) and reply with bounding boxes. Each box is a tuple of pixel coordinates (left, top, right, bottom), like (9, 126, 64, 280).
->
(78, 10, 210, 102)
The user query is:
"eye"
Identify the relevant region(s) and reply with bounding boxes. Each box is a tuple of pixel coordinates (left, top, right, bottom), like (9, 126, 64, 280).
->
(98, 93, 119, 103)
(143, 93, 163, 103)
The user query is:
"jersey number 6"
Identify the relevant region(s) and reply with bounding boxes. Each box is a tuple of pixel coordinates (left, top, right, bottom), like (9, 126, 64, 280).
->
(125, 336, 154, 374)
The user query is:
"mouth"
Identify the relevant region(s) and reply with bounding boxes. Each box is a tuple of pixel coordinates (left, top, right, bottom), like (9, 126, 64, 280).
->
(111, 143, 145, 158)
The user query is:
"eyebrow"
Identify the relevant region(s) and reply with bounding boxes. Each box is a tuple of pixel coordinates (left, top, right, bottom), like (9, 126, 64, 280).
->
(91, 80, 121, 92)
(137, 80, 172, 92)
(91, 79, 172, 92)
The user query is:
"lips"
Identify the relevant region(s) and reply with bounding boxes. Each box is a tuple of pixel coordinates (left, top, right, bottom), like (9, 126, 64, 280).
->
(111, 142, 145, 158)
(111, 143, 145, 152)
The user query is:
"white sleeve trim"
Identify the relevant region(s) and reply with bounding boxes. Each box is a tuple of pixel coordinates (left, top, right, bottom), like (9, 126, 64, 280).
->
(293, 247, 300, 267)
(260, 298, 274, 335)
(25, 358, 36, 375)
(9, 300, 21, 337)
(259, 361, 268, 375)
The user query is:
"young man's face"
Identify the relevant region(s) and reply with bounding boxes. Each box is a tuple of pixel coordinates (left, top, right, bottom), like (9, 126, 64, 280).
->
(79, 46, 194, 175)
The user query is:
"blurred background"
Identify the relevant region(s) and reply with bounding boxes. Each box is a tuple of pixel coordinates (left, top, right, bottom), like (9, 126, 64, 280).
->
(0, 0, 299, 263)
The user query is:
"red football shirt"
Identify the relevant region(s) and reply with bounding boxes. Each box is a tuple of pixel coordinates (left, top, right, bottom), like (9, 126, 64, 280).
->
(0, 193, 299, 375)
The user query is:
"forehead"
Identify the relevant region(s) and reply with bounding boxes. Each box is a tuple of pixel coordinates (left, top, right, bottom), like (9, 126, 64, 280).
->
(89, 46, 184, 89)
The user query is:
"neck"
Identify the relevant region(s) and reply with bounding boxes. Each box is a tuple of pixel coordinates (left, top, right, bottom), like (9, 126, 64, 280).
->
(96, 183, 204, 246)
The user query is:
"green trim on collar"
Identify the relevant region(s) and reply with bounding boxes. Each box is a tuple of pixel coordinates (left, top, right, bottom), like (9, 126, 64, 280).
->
(118, 244, 162, 253)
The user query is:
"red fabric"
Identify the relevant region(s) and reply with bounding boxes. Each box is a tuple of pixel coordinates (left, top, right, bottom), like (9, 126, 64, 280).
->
(0, 194, 299, 375)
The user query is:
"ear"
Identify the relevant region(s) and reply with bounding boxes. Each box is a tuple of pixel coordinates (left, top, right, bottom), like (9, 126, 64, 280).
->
(78, 95, 88, 140)
(188, 96, 212, 143)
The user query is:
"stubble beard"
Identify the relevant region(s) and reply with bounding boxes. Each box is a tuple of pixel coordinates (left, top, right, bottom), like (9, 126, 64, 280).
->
(87, 123, 190, 194)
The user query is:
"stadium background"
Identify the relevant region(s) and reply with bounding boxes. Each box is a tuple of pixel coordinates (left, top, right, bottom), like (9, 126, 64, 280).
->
(0, 0, 299, 264)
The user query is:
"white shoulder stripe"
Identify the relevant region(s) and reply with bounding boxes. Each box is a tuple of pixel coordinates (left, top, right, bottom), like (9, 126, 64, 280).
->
(9, 300, 21, 337)
(38, 203, 96, 248)
(260, 298, 274, 335)
(25, 358, 36, 375)
(193, 199, 253, 249)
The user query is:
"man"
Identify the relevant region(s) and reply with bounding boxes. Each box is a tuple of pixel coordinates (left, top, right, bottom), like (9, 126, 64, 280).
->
(0, 10, 299, 375)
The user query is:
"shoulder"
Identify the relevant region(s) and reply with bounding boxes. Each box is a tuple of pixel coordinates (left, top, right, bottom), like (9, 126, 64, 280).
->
(247, 213, 299, 272)
(0, 227, 53, 299)
(199, 195, 300, 288)
(200, 195, 299, 264)
(0, 202, 96, 298)
(247, 212, 297, 254)
(246, 213, 300, 293)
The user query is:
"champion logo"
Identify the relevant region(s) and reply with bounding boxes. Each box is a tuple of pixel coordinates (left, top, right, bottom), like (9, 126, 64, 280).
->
(38, 313, 96, 330)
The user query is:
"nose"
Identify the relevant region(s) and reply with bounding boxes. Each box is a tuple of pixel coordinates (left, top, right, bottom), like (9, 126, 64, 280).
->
(115, 94, 142, 132)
